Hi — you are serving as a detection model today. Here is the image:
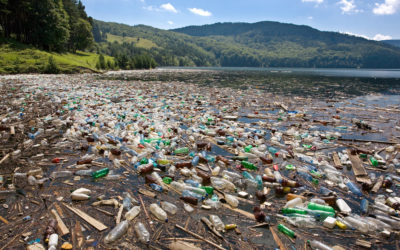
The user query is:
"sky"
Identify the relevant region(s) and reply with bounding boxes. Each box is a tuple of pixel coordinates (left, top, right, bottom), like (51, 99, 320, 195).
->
(81, 0, 400, 40)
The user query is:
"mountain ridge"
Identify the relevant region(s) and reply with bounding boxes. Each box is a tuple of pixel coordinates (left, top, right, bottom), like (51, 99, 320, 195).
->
(95, 20, 400, 68)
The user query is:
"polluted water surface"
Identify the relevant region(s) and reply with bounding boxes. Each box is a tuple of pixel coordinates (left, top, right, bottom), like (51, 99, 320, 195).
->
(0, 69, 399, 250)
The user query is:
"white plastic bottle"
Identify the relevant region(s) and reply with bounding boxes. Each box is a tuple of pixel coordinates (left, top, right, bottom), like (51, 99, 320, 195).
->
(336, 198, 352, 214)
(48, 233, 58, 250)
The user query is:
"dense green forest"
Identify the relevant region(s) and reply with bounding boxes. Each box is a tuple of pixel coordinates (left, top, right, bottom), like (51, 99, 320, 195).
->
(0, 0, 154, 72)
(95, 20, 400, 68)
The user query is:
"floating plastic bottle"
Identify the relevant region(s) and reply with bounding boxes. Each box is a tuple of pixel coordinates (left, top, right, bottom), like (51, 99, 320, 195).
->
(284, 197, 303, 208)
(345, 179, 363, 196)
(92, 168, 109, 179)
(125, 206, 141, 221)
(48, 233, 58, 250)
(370, 156, 379, 167)
(174, 147, 189, 155)
(209, 215, 225, 231)
(161, 201, 178, 215)
(149, 203, 168, 222)
(150, 183, 163, 192)
(282, 207, 308, 215)
(225, 194, 239, 208)
(134, 222, 150, 243)
(50, 171, 72, 179)
(308, 240, 333, 250)
(307, 202, 335, 213)
(122, 192, 133, 210)
(336, 198, 351, 214)
(104, 220, 129, 244)
(278, 224, 296, 238)
(360, 199, 369, 214)
(241, 161, 257, 170)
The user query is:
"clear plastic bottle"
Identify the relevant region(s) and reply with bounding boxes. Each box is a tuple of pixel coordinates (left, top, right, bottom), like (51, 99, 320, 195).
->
(161, 201, 178, 215)
(308, 240, 333, 250)
(184, 203, 194, 213)
(104, 220, 129, 244)
(125, 206, 141, 221)
(122, 192, 133, 211)
(343, 216, 368, 233)
(149, 203, 168, 222)
(284, 197, 303, 208)
(50, 170, 72, 179)
(134, 222, 150, 243)
(209, 214, 225, 231)
(225, 194, 239, 208)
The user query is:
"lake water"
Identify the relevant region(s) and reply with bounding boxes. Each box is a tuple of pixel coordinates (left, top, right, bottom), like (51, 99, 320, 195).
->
(105, 67, 400, 99)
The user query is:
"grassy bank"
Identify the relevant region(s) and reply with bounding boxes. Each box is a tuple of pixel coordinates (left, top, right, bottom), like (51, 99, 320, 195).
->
(0, 38, 114, 74)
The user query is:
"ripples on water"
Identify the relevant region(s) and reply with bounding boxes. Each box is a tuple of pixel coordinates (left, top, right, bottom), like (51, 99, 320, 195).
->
(102, 67, 400, 99)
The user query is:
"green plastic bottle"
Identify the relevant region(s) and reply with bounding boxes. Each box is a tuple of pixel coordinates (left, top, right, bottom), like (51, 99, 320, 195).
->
(278, 224, 296, 238)
(307, 202, 335, 213)
(369, 156, 378, 167)
(201, 186, 214, 195)
(281, 207, 308, 215)
(244, 145, 253, 153)
(92, 168, 109, 179)
(140, 158, 149, 164)
(162, 177, 172, 184)
(174, 147, 189, 155)
(241, 161, 258, 170)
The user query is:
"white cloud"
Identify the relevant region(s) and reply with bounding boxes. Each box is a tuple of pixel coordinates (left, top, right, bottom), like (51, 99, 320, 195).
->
(373, 33, 393, 40)
(302, 0, 323, 3)
(168, 21, 174, 25)
(307, 16, 313, 19)
(341, 32, 393, 41)
(188, 8, 212, 17)
(341, 31, 370, 39)
(373, 0, 400, 15)
(143, 5, 157, 11)
(338, 0, 360, 14)
(160, 3, 177, 13)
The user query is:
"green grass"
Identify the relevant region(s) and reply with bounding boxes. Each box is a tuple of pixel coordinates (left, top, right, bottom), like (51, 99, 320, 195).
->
(106, 33, 158, 49)
(0, 38, 114, 74)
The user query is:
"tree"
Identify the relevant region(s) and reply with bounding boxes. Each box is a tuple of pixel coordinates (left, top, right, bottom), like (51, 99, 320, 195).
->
(92, 23, 102, 42)
(29, 0, 70, 52)
(70, 18, 94, 51)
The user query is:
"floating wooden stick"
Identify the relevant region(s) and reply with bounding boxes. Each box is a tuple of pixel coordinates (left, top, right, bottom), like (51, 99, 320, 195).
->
(222, 203, 254, 219)
(116, 204, 123, 224)
(51, 209, 70, 236)
(270, 226, 286, 250)
(0, 153, 10, 165)
(175, 224, 225, 250)
(0, 215, 9, 224)
(63, 203, 107, 231)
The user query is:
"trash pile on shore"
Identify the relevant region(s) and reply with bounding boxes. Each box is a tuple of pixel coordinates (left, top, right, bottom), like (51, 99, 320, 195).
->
(0, 73, 400, 249)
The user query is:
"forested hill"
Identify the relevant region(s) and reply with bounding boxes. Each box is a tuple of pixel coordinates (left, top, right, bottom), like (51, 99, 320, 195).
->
(381, 40, 400, 48)
(95, 20, 400, 68)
